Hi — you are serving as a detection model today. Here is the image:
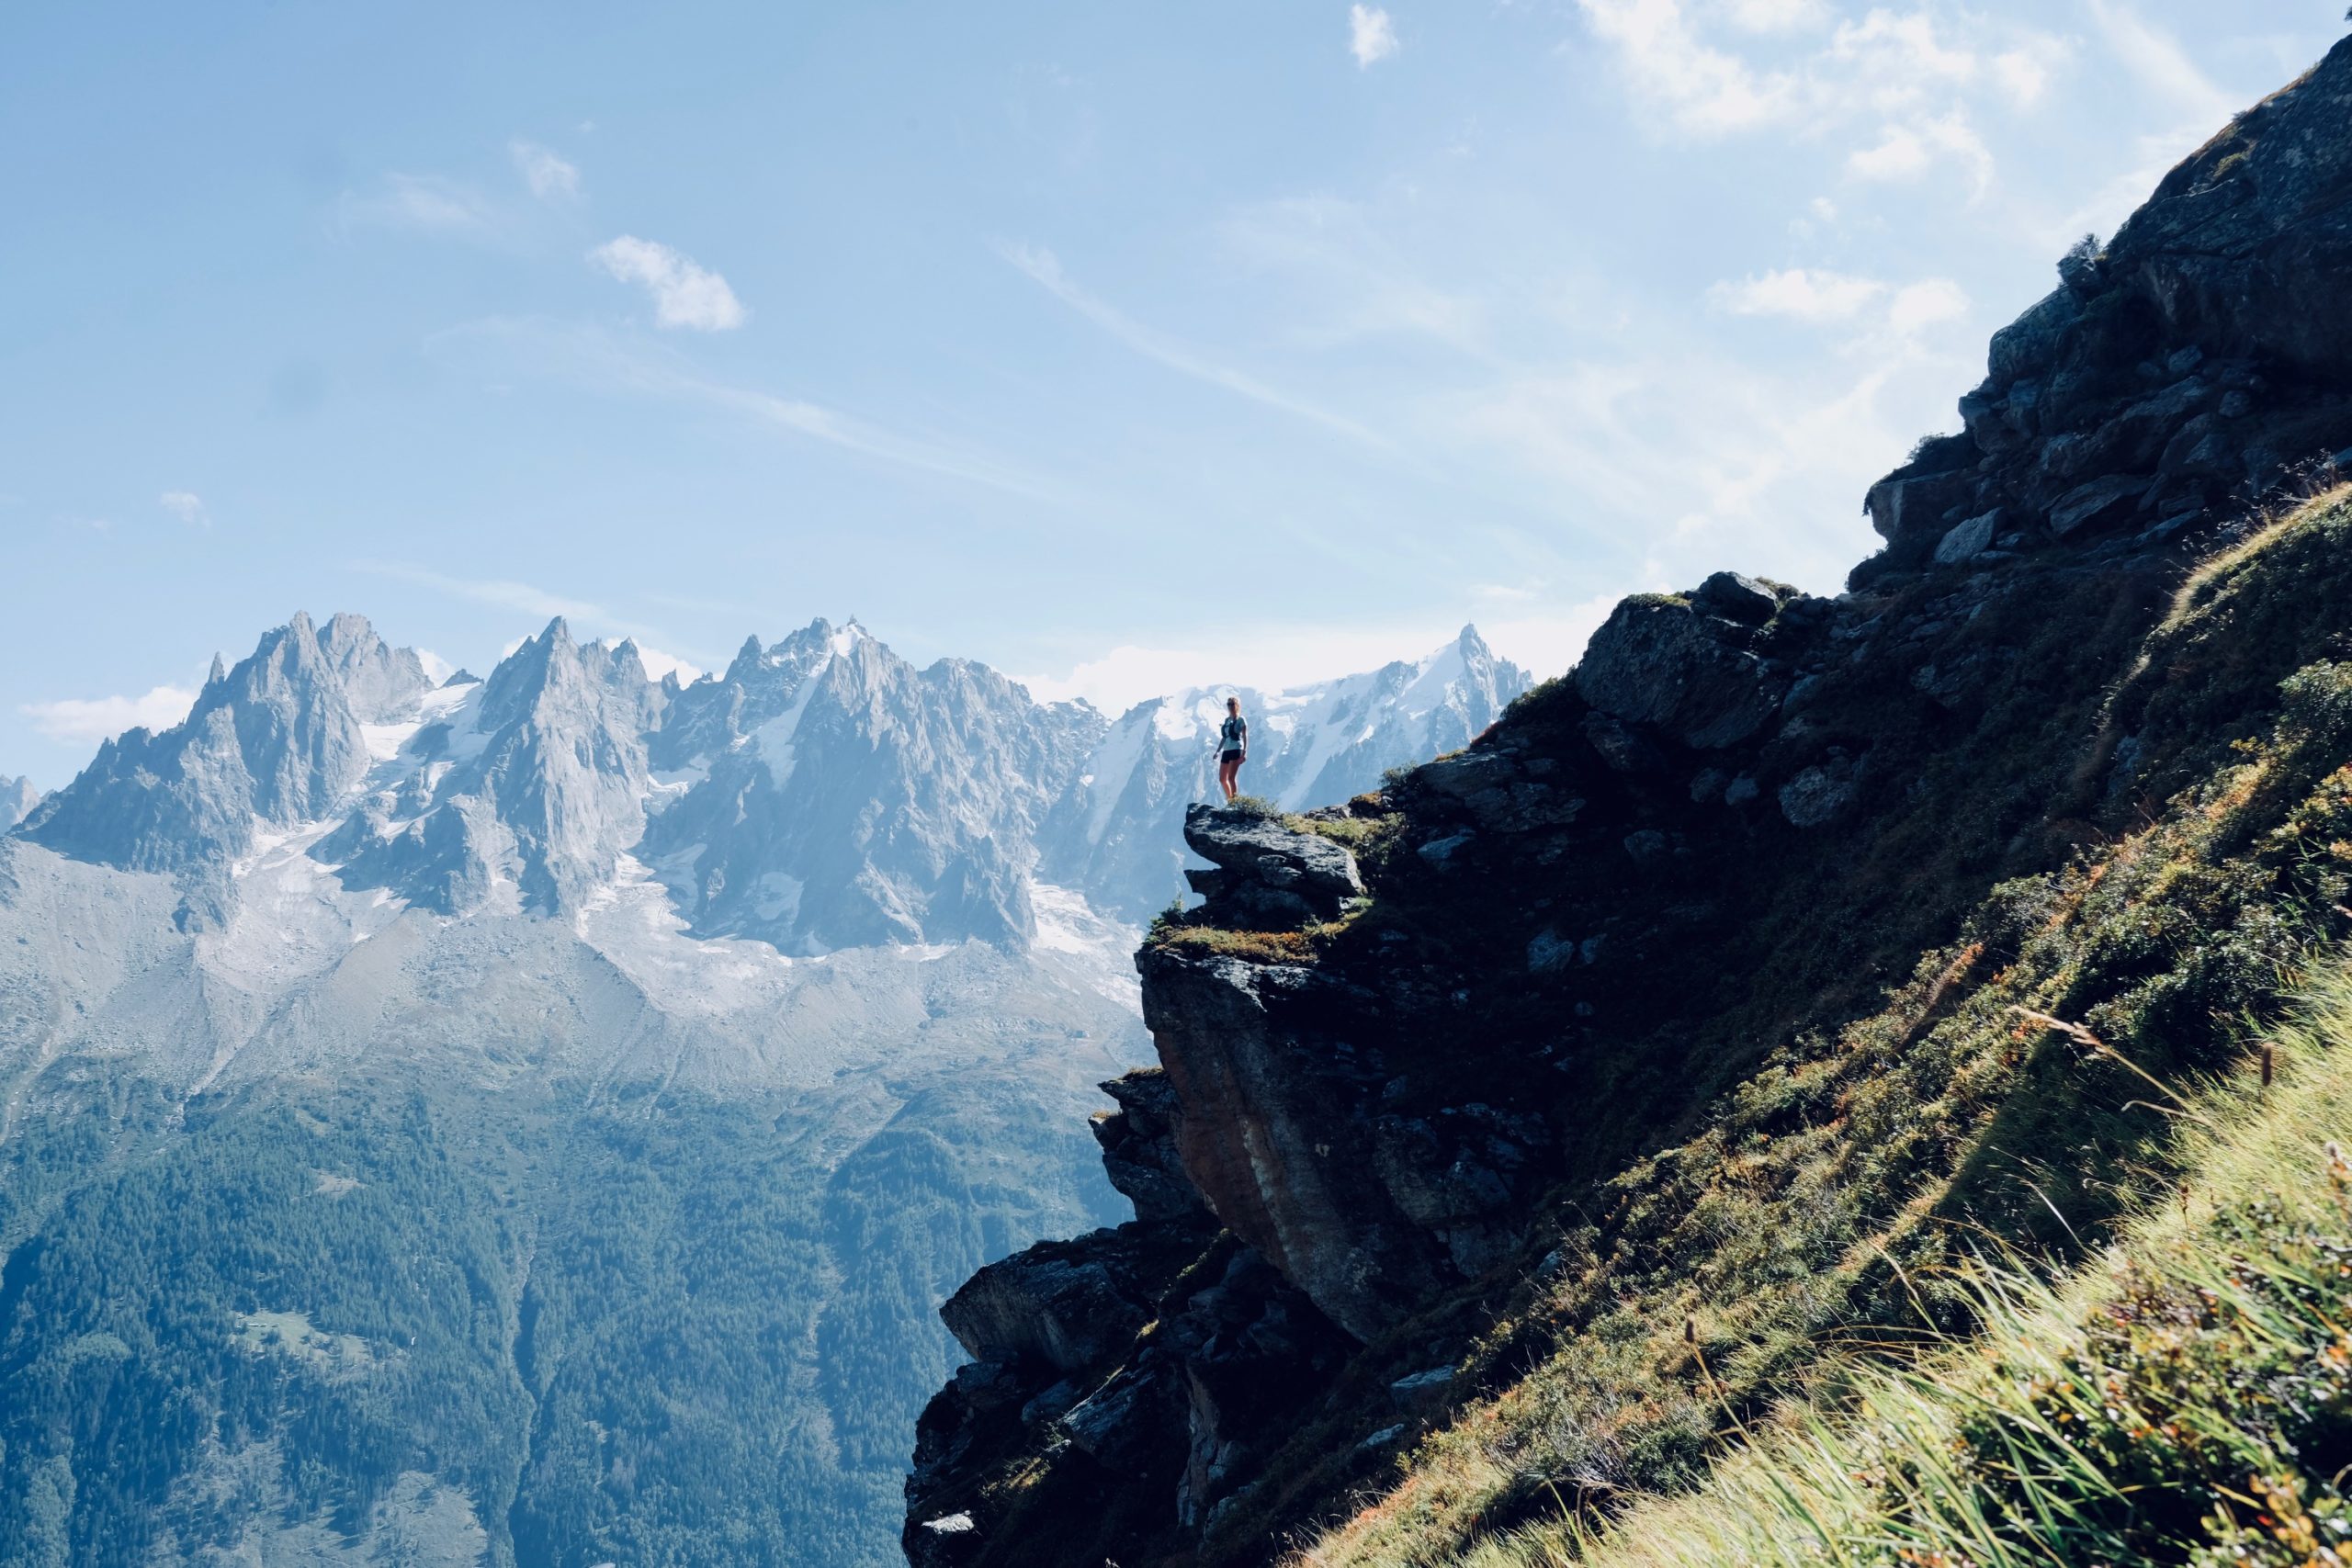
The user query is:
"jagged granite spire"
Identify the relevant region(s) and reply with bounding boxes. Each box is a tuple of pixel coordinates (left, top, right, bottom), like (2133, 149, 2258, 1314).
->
(18, 612, 432, 874)
(0, 775, 41, 833)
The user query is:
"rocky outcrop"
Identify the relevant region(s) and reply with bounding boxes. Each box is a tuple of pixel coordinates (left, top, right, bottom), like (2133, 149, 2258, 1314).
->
(1180, 802, 1365, 927)
(1091, 1068, 1209, 1225)
(1855, 37, 2352, 585)
(1572, 580, 1826, 751)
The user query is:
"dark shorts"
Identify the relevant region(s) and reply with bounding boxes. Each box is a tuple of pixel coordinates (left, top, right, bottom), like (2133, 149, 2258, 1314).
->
(1220, 750, 1243, 762)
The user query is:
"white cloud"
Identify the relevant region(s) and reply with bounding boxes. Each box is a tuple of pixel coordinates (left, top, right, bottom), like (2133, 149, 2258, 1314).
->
(23, 684, 198, 744)
(2086, 0, 2233, 123)
(1484, 594, 1624, 680)
(510, 140, 582, 201)
(1717, 0, 1827, 33)
(1992, 40, 2068, 108)
(1885, 277, 1970, 337)
(590, 236, 748, 331)
(1709, 267, 1885, 322)
(1847, 124, 1930, 181)
(1349, 5, 1400, 68)
(1576, 0, 2064, 196)
(159, 491, 209, 527)
(335, 174, 494, 235)
(1575, 0, 1796, 136)
(1845, 111, 1994, 196)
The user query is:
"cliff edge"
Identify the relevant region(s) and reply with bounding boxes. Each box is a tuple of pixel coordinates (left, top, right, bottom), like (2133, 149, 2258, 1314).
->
(907, 34, 2352, 1568)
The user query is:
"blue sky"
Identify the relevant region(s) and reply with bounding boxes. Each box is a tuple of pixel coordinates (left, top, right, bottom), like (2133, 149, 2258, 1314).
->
(3, 1, 2343, 788)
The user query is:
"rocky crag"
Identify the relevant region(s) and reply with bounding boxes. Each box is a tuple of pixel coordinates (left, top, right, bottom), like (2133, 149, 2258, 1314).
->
(904, 36, 2352, 1568)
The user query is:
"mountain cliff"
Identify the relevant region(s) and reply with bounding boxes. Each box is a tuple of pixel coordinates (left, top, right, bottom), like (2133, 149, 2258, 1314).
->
(903, 36, 2352, 1568)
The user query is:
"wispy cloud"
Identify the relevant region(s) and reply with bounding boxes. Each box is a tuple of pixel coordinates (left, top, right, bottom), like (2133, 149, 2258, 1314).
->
(347, 561, 706, 679)
(995, 240, 1385, 446)
(2086, 0, 2233, 123)
(2029, 3, 2235, 248)
(1217, 197, 1489, 355)
(1572, 0, 2065, 197)
(590, 236, 747, 330)
(355, 561, 611, 625)
(333, 173, 496, 236)
(1720, 0, 1827, 33)
(1349, 5, 1400, 68)
(509, 140, 582, 202)
(22, 684, 198, 744)
(425, 317, 1074, 503)
(159, 491, 209, 527)
(1574, 0, 1797, 135)
(1709, 267, 1887, 322)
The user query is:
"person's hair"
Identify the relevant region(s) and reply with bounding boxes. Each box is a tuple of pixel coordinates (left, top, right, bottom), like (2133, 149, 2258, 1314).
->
(1226, 695, 1239, 708)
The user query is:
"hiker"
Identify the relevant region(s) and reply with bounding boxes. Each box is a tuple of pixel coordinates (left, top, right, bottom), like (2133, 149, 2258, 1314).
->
(1216, 696, 1249, 802)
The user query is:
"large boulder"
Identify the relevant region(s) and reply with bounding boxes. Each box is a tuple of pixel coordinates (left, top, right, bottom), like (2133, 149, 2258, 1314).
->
(1182, 803, 1364, 926)
(939, 1235, 1159, 1376)
(1574, 594, 1787, 750)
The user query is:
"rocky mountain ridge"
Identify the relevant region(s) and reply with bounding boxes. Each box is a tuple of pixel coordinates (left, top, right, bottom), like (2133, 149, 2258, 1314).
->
(902, 35, 2352, 1568)
(13, 617, 1523, 954)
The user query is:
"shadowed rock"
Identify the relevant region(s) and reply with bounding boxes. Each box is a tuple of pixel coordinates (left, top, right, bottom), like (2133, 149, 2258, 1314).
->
(1181, 803, 1363, 927)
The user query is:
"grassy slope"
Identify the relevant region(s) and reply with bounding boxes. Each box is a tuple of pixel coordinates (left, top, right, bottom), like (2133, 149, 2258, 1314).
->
(1276, 488, 2352, 1567)
(1493, 959, 2352, 1568)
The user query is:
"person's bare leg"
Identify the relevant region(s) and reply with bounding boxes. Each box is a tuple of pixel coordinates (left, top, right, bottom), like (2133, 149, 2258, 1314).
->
(1219, 757, 1240, 800)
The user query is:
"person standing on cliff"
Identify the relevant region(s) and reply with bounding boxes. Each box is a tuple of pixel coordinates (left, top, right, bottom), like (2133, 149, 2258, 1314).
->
(1216, 696, 1249, 803)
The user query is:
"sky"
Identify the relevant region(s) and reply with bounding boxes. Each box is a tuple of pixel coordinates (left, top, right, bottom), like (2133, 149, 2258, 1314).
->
(3, 1, 2345, 788)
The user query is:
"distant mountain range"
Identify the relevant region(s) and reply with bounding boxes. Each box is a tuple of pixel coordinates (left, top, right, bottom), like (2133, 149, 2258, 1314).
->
(0, 610, 1526, 1567)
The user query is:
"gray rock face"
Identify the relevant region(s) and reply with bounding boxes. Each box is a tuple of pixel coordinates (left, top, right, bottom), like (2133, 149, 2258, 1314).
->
(1043, 626, 1529, 921)
(1136, 948, 1506, 1341)
(1691, 570, 1780, 625)
(1574, 595, 1787, 750)
(1092, 1068, 1209, 1224)
(643, 620, 1102, 951)
(1935, 510, 2002, 565)
(20, 612, 431, 875)
(1778, 763, 1858, 828)
(327, 620, 665, 915)
(940, 1238, 1162, 1375)
(0, 775, 40, 832)
(1180, 804, 1364, 928)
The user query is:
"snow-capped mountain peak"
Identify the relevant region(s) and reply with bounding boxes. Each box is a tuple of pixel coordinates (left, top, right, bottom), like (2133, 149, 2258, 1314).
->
(11, 612, 1530, 944)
